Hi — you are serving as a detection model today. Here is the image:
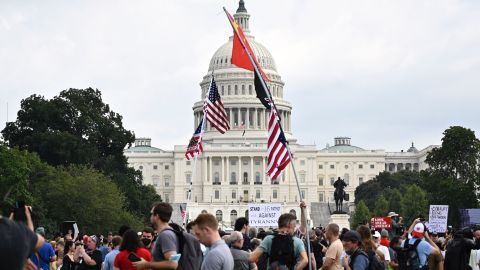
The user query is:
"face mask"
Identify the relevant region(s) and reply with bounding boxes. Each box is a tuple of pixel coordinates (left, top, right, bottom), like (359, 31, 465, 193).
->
(141, 238, 152, 247)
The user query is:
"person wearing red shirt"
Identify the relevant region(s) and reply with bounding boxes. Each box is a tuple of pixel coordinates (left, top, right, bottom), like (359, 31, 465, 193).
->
(114, 230, 151, 270)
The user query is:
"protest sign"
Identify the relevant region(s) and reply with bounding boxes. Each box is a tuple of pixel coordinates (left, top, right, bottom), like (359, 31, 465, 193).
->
(248, 203, 282, 227)
(428, 205, 449, 233)
(371, 217, 392, 230)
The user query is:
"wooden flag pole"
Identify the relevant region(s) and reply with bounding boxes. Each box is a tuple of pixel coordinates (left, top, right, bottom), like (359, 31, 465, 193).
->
(223, 8, 312, 270)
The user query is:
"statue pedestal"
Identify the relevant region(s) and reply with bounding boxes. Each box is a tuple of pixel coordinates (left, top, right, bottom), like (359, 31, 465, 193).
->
(329, 213, 350, 230)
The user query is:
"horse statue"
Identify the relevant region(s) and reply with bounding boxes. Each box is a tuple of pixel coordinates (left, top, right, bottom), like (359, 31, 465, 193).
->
(333, 177, 347, 213)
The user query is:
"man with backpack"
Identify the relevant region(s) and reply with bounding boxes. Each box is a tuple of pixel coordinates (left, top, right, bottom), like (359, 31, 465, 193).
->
(250, 213, 308, 270)
(342, 230, 369, 270)
(398, 220, 442, 270)
(132, 202, 203, 270)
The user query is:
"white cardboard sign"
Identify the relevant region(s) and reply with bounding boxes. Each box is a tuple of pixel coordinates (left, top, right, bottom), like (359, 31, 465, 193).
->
(428, 205, 449, 233)
(248, 203, 282, 227)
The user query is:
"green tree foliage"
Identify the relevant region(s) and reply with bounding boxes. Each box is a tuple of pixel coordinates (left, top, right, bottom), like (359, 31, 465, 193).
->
(373, 195, 389, 216)
(401, 185, 428, 225)
(388, 189, 402, 214)
(426, 126, 480, 184)
(352, 200, 371, 228)
(355, 171, 422, 210)
(32, 165, 142, 235)
(420, 171, 478, 226)
(1, 88, 160, 221)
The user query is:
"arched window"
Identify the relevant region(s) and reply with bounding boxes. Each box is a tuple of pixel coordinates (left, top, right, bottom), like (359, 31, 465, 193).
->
(242, 85, 245, 95)
(201, 209, 208, 214)
(234, 85, 238, 95)
(230, 210, 238, 226)
(290, 209, 297, 218)
(216, 210, 223, 222)
(228, 85, 231, 95)
(243, 172, 248, 183)
(249, 85, 252, 95)
(221, 85, 224, 96)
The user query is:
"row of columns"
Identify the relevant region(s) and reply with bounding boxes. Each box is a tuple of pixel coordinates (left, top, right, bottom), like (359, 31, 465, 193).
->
(201, 156, 268, 184)
(194, 108, 291, 132)
(386, 163, 419, 172)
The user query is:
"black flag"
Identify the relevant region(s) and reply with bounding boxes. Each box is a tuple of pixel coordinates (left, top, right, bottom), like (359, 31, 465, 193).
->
(254, 71, 271, 109)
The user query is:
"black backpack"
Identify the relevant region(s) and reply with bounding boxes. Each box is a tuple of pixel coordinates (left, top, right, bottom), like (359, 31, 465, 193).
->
(268, 234, 296, 270)
(366, 248, 385, 270)
(396, 238, 425, 270)
(163, 227, 203, 270)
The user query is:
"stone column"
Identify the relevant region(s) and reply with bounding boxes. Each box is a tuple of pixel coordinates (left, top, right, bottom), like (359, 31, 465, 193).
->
(246, 108, 250, 128)
(209, 156, 212, 182)
(226, 157, 230, 183)
(203, 156, 207, 182)
(238, 156, 242, 184)
(254, 108, 258, 129)
(221, 156, 225, 182)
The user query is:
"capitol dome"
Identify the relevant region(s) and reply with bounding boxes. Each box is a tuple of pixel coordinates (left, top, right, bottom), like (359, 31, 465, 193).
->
(193, 0, 293, 140)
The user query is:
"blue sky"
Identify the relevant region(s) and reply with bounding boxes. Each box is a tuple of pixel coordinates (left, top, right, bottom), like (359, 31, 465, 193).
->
(1, 0, 479, 151)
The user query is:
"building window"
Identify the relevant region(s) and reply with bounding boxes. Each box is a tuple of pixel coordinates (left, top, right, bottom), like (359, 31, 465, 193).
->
(153, 165, 158, 170)
(186, 173, 191, 184)
(234, 85, 238, 95)
(370, 164, 375, 169)
(359, 177, 364, 184)
(165, 165, 169, 170)
(214, 172, 220, 183)
(345, 165, 349, 169)
(243, 160, 248, 165)
(255, 159, 260, 165)
(318, 164, 323, 169)
(330, 177, 335, 185)
(215, 190, 220, 199)
(318, 177, 324, 186)
(255, 172, 261, 183)
(243, 172, 248, 182)
(231, 160, 237, 165)
(231, 172, 236, 182)
(164, 193, 170, 203)
(230, 210, 238, 226)
(201, 209, 208, 214)
(214, 160, 220, 166)
(221, 85, 224, 95)
(232, 191, 236, 199)
(216, 210, 223, 221)
(152, 176, 159, 187)
(164, 177, 170, 187)
(300, 173, 306, 183)
(256, 190, 261, 199)
(139, 166, 143, 170)
(228, 85, 231, 95)
(273, 190, 278, 199)
(186, 161, 191, 166)
(241, 85, 245, 95)
(300, 160, 305, 166)
(330, 164, 334, 169)
(319, 192, 324, 202)
(359, 164, 363, 169)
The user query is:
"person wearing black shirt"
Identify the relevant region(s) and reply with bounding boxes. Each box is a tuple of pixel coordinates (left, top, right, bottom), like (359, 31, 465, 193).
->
(75, 235, 103, 270)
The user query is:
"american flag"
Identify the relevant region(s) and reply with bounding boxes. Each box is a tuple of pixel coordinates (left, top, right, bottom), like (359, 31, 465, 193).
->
(204, 76, 230, 134)
(185, 119, 204, 160)
(180, 205, 186, 224)
(267, 107, 291, 181)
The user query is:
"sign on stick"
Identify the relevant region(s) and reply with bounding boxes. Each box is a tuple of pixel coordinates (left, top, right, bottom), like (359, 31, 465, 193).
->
(248, 203, 282, 227)
(371, 217, 392, 230)
(428, 205, 449, 233)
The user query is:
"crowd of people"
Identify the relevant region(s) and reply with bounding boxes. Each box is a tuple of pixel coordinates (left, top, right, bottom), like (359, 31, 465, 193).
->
(2, 202, 480, 270)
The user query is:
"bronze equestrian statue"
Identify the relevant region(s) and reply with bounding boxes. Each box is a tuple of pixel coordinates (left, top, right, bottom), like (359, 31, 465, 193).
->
(333, 177, 347, 213)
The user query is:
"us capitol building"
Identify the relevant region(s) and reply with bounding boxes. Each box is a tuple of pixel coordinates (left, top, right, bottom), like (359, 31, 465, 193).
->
(125, 1, 436, 227)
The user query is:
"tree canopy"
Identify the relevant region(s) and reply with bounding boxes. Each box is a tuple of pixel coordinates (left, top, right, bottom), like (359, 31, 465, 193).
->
(1, 88, 160, 222)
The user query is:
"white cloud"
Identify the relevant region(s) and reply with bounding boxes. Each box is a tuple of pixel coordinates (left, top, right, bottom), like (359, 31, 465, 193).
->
(0, 0, 479, 152)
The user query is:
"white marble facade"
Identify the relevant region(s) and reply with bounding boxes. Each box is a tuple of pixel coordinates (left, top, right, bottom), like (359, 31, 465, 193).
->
(124, 3, 435, 228)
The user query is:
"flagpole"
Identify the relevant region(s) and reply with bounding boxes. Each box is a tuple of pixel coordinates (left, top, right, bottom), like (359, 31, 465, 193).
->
(185, 70, 215, 227)
(223, 8, 312, 270)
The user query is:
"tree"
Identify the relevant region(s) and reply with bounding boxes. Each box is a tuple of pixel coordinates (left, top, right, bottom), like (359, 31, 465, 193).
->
(401, 185, 428, 225)
(355, 171, 422, 210)
(32, 165, 142, 235)
(1, 88, 160, 221)
(388, 189, 402, 214)
(426, 126, 480, 185)
(352, 200, 371, 229)
(373, 195, 389, 216)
